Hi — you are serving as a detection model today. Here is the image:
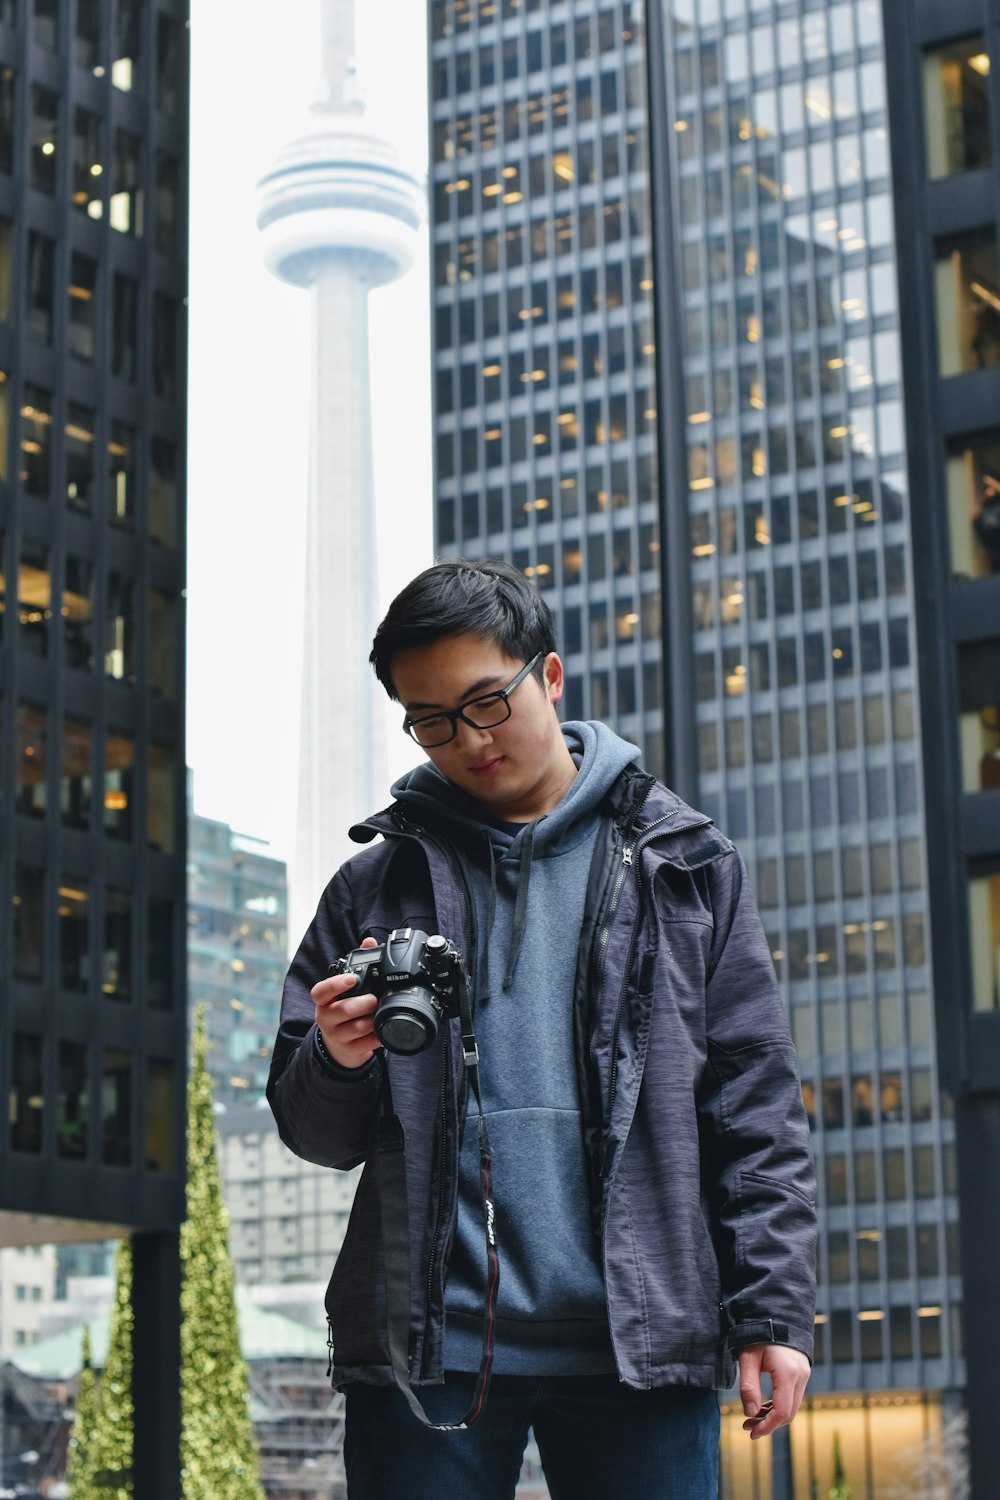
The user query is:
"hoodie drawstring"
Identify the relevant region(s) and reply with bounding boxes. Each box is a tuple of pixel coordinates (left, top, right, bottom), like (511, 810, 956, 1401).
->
(502, 820, 536, 991)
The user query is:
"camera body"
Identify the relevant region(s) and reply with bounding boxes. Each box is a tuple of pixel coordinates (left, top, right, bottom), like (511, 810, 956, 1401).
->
(330, 928, 464, 1057)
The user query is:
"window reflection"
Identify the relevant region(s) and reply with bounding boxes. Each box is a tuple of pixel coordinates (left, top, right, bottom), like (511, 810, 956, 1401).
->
(923, 36, 992, 179)
(76, 0, 101, 74)
(969, 871, 1000, 1012)
(26, 230, 55, 344)
(933, 230, 1000, 374)
(947, 435, 1000, 576)
(104, 888, 133, 1000)
(148, 897, 175, 1010)
(105, 571, 136, 681)
(149, 743, 176, 851)
(64, 556, 94, 669)
(112, 0, 141, 93)
(150, 438, 178, 545)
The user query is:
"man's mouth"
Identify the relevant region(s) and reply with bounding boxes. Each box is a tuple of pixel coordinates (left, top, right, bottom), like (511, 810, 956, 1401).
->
(469, 756, 504, 775)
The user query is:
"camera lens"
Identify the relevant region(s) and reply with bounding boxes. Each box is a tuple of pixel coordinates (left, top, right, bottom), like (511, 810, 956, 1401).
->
(375, 987, 442, 1056)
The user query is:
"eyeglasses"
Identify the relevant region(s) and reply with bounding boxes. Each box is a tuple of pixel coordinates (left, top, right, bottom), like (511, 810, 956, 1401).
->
(403, 653, 544, 748)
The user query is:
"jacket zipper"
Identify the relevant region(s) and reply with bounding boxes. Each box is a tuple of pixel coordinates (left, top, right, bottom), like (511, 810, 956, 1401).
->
(601, 813, 712, 1120)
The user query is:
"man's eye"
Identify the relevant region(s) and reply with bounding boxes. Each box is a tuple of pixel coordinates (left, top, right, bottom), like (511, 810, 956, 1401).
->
(418, 715, 447, 729)
(468, 695, 502, 711)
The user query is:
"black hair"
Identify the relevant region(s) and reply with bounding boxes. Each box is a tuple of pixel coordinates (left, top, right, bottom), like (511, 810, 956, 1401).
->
(370, 558, 557, 700)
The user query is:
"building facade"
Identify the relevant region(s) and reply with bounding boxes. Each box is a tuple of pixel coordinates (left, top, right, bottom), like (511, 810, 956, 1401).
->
(188, 809, 288, 1109)
(0, 1, 189, 1493)
(426, 0, 993, 1493)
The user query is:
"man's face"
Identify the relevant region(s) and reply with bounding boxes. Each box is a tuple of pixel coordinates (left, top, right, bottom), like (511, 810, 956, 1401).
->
(390, 633, 577, 821)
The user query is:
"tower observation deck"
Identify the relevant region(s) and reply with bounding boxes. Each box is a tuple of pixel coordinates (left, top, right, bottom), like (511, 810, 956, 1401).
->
(257, 0, 424, 945)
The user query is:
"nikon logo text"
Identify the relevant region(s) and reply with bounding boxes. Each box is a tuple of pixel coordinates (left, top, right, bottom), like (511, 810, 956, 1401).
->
(485, 1198, 496, 1246)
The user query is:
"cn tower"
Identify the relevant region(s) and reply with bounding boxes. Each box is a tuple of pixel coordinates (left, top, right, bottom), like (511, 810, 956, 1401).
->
(257, 0, 424, 946)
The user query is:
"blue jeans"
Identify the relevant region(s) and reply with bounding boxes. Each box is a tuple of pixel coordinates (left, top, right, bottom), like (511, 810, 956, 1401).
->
(344, 1372, 720, 1499)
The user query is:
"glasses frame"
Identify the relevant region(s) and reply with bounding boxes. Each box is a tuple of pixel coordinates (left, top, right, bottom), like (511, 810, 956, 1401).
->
(403, 652, 545, 747)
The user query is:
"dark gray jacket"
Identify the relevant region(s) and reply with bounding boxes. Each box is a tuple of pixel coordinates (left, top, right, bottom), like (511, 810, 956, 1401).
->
(268, 764, 817, 1392)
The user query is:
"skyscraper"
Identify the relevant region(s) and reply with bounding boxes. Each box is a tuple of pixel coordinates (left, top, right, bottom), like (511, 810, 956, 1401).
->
(427, 0, 994, 1492)
(0, 1, 190, 1494)
(187, 808, 288, 1108)
(257, 0, 424, 944)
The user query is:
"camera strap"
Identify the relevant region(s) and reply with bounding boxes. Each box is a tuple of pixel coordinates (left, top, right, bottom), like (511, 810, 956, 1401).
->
(374, 966, 499, 1431)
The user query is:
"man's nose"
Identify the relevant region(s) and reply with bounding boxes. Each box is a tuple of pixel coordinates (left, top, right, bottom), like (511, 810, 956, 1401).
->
(454, 716, 493, 748)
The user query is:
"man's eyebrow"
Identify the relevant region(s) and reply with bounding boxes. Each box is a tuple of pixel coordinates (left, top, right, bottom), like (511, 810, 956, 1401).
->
(404, 673, 507, 714)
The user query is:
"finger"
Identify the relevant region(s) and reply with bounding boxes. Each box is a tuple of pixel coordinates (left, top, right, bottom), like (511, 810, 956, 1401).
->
(738, 1347, 765, 1418)
(359, 936, 379, 948)
(311, 972, 361, 1006)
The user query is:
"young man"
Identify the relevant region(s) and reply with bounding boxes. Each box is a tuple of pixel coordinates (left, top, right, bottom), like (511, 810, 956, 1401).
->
(268, 560, 816, 1500)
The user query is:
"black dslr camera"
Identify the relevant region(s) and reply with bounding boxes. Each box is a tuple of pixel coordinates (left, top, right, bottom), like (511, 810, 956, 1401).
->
(330, 928, 465, 1057)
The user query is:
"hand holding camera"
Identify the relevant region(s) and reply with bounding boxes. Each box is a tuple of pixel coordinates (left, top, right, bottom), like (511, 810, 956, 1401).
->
(310, 936, 383, 1070)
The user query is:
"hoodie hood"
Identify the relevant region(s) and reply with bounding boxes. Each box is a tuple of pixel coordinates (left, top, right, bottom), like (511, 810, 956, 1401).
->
(388, 720, 641, 860)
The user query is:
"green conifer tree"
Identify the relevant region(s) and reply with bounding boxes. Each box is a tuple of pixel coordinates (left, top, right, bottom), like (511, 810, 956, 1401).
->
(87, 1240, 134, 1499)
(180, 1007, 264, 1500)
(828, 1430, 852, 1500)
(65, 1324, 99, 1499)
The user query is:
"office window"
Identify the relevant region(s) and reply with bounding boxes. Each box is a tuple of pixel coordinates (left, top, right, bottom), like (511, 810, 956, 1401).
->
(21, 385, 53, 496)
(968, 869, 1000, 1012)
(111, 128, 141, 234)
(923, 35, 992, 179)
(26, 231, 55, 344)
(112, 272, 138, 379)
(59, 879, 90, 991)
(68, 252, 98, 361)
(72, 107, 103, 217)
(108, 420, 134, 525)
(153, 292, 178, 399)
(57, 1041, 89, 1160)
(104, 731, 135, 840)
(15, 703, 47, 816)
(154, 151, 180, 253)
(66, 403, 96, 511)
(101, 1050, 132, 1165)
(145, 1059, 174, 1171)
(30, 84, 58, 193)
(946, 434, 1000, 578)
(149, 744, 177, 851)
(148, 897, 175, 1010)
(957, 637, 1000, 792)
(61, 717, 92, 827)
(10, 1035, 44, 1151)
(18, 538, 50, 655)
(103, 888, 132, 1000)
(112, 0, 141, 93)
(156, 13, 182, 114)
(76, 0, 101, 73)
(13, 864, 45, 980)
(64, 557, 95, 669)
(934, 230, 1000, 375)
(105, 572, 136, 681)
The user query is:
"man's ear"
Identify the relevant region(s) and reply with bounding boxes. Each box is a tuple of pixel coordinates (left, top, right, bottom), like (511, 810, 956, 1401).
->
(544, 651, 565, 703)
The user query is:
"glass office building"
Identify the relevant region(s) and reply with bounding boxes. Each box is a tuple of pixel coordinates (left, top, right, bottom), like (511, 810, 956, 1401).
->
(188, 809, 288, 1109)
(0, 2, 189, 1494)
(427, 0, 997, 1492)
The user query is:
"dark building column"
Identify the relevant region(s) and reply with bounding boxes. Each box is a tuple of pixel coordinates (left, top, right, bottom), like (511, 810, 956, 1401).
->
(132, 1230, 182, 1500)
(770, 1427, 792, 1500)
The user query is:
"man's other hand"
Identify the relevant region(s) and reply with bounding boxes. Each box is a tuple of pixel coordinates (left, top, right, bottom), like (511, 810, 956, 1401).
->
(738, 1343, 810, 1440)
(311, 937, 382, 1070)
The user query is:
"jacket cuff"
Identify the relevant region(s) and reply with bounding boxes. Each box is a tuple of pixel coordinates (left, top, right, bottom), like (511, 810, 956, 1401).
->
(312, 1025, 378, 1082)
(727, 1319, 814, 1365)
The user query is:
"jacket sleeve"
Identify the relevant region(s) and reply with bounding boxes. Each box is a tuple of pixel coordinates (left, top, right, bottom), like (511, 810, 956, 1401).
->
(699, 847, 817, 1362)
(266, 861, 382, 1170)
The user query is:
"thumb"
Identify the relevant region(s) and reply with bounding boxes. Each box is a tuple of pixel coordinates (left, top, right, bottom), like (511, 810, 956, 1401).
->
(738, 1347, 765, 1417)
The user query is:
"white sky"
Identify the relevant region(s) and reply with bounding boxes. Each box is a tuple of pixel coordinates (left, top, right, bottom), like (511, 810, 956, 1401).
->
(186, 0, 433, 862)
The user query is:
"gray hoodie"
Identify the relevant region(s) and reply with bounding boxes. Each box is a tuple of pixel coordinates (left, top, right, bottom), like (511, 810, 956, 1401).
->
(391, 721, 641, 1374)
